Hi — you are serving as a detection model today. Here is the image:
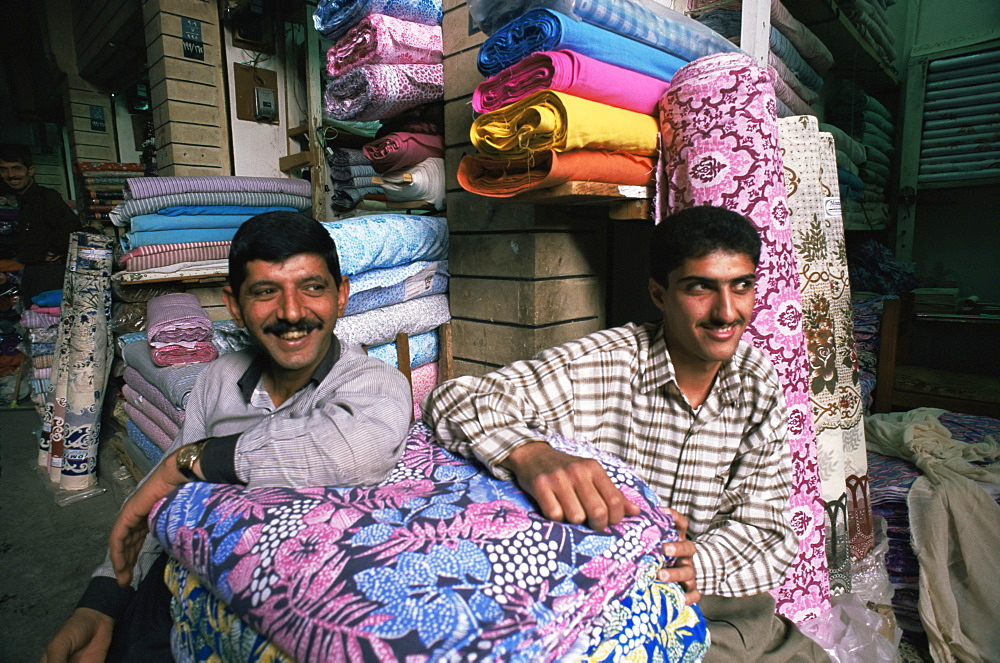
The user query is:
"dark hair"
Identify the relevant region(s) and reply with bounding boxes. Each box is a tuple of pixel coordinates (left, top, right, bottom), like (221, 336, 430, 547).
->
(0, 144, 33, 167)
(229, 211, 341, 292)
(649, 206, 761, 286)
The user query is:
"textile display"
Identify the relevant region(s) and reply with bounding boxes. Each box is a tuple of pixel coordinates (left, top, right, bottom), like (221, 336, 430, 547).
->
(770, 67, 813, 116)
(326, 13, 442, 76)
(146, 293, 214, 345)
(768, 54, 818, 107)
(312, 0, 443, 41)
(127, 213, 255, 233)
(475, 9, 686, 83)
(470, 90, 659, 159)
(125, 418, 167, 466)
(329, 146, 376, 168)
(123, 400, 176, 451)
(468, 0, 739, 62)
(121, 340, 212, 409)
(110, 192, 312, 228)
(768, 0, 834, 73)
(335, 293, 450, 348)
(379, 157, 446, 210)
(151, 422, 709, 662)
(122, 385, 180, 441)
(125, 176, 310, 201)
(346, 260, 449, 316)
(362, 131, 444, 173)
(366, 328, 438, 370)
(40, 233, 115, 490)
(323, 64, 444, 123)
(123, 227, 241, 250)
(321, 214, 449, 276)
(473, 49, 671, 116)
(655, 52, 829, 622)
(458, 150, 655, 197)
(123, 366, 185, 427)
(119, 241, 231, 272)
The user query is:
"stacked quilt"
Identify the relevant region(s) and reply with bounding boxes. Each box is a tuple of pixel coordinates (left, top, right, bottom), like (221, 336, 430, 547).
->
(74, 162, 141, 230)
(18, 301, 61, 411)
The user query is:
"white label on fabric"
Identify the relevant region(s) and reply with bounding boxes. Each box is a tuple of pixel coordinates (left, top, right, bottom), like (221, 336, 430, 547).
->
(617, 185, 649, 198)
(403, 264, 437, 300)
(824, 197, 842, 219)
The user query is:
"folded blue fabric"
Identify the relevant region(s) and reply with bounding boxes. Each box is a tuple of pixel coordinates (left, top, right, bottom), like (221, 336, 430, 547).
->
(125, 419, 166, 465)
(31, 290, 63, 307)
(477, 8, 685, 81)
(129, 214, 255, 233)
(366, 328, 438, 369)
(345, 260, 450, 316)
(470, 0, 738, 62)
(156, 206, 296, 216)
(312, 0, 442, 40)
(322, 214, 448, 275)
(124, 227, 241, 250)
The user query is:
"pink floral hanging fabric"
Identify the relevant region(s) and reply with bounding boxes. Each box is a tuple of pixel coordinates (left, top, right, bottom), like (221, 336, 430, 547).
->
(656, 52, 830, 622)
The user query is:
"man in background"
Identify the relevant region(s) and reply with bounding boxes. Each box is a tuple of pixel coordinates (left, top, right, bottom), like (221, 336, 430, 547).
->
(0, 144, 81, 301)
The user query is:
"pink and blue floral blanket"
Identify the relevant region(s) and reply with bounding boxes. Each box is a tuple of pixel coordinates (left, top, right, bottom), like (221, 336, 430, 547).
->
(151, 423, 709, 662)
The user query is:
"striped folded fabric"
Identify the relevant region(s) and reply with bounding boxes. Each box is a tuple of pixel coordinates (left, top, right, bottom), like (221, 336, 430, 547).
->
(110, 192, 313, 227)
(362, 131, 444, 173)
(125, 176, 311, 201)
(323, 64, 444, 122)
(326, 13, 442, 76)
(458, 149, 654, 197)
(471, 90, 659, 159)
(146, 293, 214, 346)
(473, 49, 671, 116)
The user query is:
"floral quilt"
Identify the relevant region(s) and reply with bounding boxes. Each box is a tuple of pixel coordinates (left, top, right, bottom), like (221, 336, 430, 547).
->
(151, 423, 708, 662)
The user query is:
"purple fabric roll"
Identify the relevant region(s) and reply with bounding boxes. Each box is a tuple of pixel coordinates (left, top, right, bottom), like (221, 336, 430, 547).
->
(146, 292, 213, 346)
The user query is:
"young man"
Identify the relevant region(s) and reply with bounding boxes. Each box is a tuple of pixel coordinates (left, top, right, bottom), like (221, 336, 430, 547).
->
(0, 145, 81, 300)
(425, 206, 828, 661)
(41, 212, 413, 662)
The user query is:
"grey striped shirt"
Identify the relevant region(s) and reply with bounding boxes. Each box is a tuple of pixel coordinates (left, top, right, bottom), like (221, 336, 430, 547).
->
(424, 322, 797, 597)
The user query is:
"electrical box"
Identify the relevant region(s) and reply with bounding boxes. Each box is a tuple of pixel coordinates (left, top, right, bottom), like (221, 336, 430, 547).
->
(254, 87, 276, 121)
(233, 63, 279, 124)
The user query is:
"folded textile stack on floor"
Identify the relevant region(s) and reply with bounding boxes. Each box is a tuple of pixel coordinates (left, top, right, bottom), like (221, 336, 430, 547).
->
(0, 261, 26, 406)
(73, 162, 142, 231)
(824, 81, 896, 230)
(459, 0, 743, 197)
(323, 213, 450, 419)
(690, 0, 832, 117)
(18, 289, 61, 412)
(918, 47, 1000, 185)
(109, 176, 312, 283)
(315, 2, 446, 213)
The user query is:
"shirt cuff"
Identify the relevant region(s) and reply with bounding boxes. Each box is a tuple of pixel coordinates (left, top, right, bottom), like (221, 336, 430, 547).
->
(199, 434, 243, 484)
(76, 576, 134, 621)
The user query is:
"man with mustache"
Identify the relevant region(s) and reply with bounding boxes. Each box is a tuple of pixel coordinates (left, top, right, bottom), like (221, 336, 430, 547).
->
(42, 212, 412, 662)
(425, 206, 828, 661)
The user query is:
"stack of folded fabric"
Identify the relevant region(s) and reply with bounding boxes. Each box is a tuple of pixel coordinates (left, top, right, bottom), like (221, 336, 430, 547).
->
(0, 261, 26, 406)
(145, 293, 217, 367)
(838, 0, 898, 72)
(19, 290, 62, 412)
(110, 176, 312, 283)
(322, 213, 450, 418)
(459, 0, 738, 197)
(74, 162, 142, 230)
(316, 3, 446, 213)
(690, 0, 832, 117)
(824, 81, 896, 230)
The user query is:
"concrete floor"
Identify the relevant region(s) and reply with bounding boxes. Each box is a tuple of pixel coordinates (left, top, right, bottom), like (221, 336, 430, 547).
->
(0, 409, 122, 662)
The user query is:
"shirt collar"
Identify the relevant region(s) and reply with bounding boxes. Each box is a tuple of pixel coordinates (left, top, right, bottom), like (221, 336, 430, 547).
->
(638, 322, 743, 408)
(236, 333, 341, 403)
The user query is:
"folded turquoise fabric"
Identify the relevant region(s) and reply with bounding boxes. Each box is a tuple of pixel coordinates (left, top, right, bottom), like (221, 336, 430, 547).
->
(129, 214, 255, 232)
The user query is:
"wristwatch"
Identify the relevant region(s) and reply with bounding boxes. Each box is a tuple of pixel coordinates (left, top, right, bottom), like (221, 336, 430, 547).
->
(175, 440, 208, 481)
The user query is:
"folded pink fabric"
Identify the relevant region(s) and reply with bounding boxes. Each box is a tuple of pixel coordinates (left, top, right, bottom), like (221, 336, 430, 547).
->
(327, 13, 442, 76)
(124, 402, 176, 451)
(150, 341, 218, 367)
(124, 366, 186, 427)
(120, 241, 231, 271)
(410, 361, 438, 420)
(473, 50, 671, 117)
(363, 131, 445, 173)
(31, 305, 62, 317)
(122, 384, 181, 439)
(146, 292, 214, 345)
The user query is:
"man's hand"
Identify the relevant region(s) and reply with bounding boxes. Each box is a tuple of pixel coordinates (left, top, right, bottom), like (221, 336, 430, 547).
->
(108, 449, 193, 586)
(39, 607, 114, 663)
(501, 441, 640, 531)
(658, 508, 701, 605)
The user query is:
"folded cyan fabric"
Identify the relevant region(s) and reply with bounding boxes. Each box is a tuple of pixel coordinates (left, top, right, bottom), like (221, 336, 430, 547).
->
(473, 49, 671, 116)
(379, 157, 445, 209)
(326, 13, 442, 76)
(471, 90, 659, 158)
(346, 260, 449, 316)
(128, 213, 255, 233)
(336, 293, 451, 347)
(124, 366, 186, 427)
(477, 9, 686, 82)
(125, 176, 311, 201)
(146, 293, 214, 345)
(469, 0, 739, 62)
(119, 241, 231, 271)
(323, 64, 443, 122)
(124, 227, 240, 250)
(366, 328, 438, 370)
(458, 149, 654, 197)
(110, 192, 312, 227)
(362, 131, 444, 173)
(312, 0, 443, 41)
(322, 214, 449, 275)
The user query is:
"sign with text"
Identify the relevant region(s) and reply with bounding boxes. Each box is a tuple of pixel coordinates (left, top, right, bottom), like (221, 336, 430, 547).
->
(182, 18, 204, 61)
(89, 106, 106, 132)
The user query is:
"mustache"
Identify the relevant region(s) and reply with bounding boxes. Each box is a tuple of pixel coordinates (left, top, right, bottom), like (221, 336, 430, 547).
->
(262, 318, 324, 336)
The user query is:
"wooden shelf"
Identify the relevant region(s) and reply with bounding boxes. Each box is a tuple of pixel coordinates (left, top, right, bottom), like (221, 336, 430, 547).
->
(507, 181, 652, 205)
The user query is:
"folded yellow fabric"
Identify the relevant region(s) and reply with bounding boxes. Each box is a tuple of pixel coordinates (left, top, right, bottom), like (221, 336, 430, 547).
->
(470, 90, 659, 158)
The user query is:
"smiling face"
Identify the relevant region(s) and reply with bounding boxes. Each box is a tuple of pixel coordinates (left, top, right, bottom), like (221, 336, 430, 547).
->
(649, 250, 756, 380)
(0, 159, 35, 194)
(223, 253, 349, 390)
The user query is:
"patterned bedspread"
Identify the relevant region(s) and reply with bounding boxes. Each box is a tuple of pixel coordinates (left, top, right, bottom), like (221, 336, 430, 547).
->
(152, 423, 709, 662)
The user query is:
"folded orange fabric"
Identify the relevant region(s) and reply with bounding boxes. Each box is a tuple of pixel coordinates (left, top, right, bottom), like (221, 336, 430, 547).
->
(457, 149, 654, 197)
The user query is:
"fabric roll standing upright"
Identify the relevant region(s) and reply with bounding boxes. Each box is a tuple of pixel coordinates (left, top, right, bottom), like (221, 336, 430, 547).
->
(656, 52, 830, 622)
